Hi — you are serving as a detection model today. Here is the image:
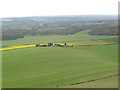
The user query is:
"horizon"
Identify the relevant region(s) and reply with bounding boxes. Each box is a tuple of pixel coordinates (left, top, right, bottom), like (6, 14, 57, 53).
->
(1, 14, 118, 19)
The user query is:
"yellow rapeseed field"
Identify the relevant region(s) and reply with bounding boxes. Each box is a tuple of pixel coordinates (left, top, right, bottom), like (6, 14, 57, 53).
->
(0, 45, 36, 51)
(0, 41, 112, 51)
(65, 41, 111, 46)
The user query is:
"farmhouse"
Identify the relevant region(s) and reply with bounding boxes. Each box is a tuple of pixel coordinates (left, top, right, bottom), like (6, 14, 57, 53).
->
(36, 43, 73, 47)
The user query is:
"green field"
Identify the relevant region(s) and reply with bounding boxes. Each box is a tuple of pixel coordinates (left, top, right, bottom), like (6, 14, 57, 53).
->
(100, 37, 119, 42)
(2, 44, 118, 88)
(2, 30, 117, 47)
(62, 76, 118, 88)
(2, 15, 118, 88)
(2, 30, 118, 88)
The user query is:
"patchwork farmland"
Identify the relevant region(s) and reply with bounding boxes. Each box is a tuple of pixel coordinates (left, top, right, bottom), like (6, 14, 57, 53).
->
(2, 15, 118, 88)
(2, 30, 118, 88)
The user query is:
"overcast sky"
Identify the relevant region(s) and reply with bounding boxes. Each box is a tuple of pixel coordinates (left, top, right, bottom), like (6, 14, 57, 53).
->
(1, 0, 119, 18)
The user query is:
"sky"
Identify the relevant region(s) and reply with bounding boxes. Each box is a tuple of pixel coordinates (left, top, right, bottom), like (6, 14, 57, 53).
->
(0, 0, 119, 18)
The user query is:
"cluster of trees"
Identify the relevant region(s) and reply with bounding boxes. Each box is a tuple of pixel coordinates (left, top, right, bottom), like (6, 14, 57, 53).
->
(89, 29, 118, 36)
(22, 29, 80, 36)
(88, 23, 118, 35)
(2, 33, 24, 40)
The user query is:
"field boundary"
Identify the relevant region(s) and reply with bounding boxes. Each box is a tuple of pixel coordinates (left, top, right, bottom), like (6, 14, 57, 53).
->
(60, 74, 119, 88)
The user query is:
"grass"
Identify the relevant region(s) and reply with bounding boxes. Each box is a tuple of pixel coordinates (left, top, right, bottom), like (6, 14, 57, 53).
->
(65, 41, 112, 46)
(62, 76, 118, 88)
(2, 30, 117, 47)
(2, 30, 118, 88)
(99, 37, 119, 42)
(2, 44, 118, 88)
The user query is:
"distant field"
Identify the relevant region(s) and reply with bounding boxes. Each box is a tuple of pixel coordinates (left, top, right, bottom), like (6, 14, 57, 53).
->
(86, 22, 103, 25)
(37, 27, 69, 31)
(2, 44, 118, 88)
(99, 37, 118, 42)
(26, 26, 69, 31)
(2, 30, 117, 47)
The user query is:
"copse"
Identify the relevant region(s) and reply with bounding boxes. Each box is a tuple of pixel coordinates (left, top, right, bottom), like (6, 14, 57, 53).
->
(89, 29, 118, 36)
(2, 33, 24, 40)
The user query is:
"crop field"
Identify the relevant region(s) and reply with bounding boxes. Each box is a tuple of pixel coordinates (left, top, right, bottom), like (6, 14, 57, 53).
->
(2, 30, 117, 47)
(99, 37, 119, 42)
(1, 41, 113, 51)
(2, 28, 118, 88)
(2, 44, 118, 88)
(62, 76, 118, 88)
